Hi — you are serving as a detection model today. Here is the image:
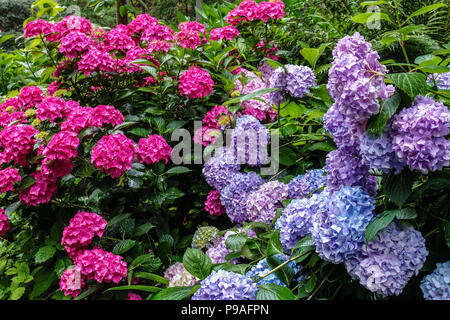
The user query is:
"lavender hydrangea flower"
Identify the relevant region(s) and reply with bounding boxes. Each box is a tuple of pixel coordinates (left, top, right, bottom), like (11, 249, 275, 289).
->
(288, 169, 327, 199)
(258, 61, 275, 85)
(203, 147, 240, 191)
(275, 198, 313, 250)
(245, 181, 289, 224)
(359, 131, 404, 174)
(325, 148, 378, 196)
(192, 270, 257, 300)
(228, 115, 270, 167)
(420, 261, 450, 300)
(206, 236, 234, 264)
(246, 254, 301, 286)
(310, 186, 375, 264)
(391, 95, 450, 174)
(428, 66, 450, 91)
(221, 172, 264, 223)
(285, 65, 316, 98)
(345, 221, 428, 296)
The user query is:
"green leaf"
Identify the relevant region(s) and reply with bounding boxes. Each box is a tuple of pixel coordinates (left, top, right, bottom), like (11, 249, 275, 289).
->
(351, 12, 391, 23)
(105, 285, 161, 293)
(395, 208, 417, 220)
(225, 233, 247, 251)
(128, 127, 150, 137)
(360, 1, 389, 6)
(35, 246, 56, 264)
(30, 269, 57, 299)
(406, 3, 447, 21)
(4, 201, 21, 216)
(383, 169, 416, 208)
(304, 274, 317, 293)
(365, 210, 398, 243)
(10, 287, 26, 300)
(366, 93, 401, 136)
(292, 235, 315, 250)
(166, 166, 191, 175)
(18, 175, 36, 190)
(150, 286, 193, 300)
(256, 284, 296, 300)
(386, 72, 427, 98)
(267, 230, 284, 256)
(133, 223, 155, 237)
(280, 101, 305, 118)
(415, 54, 442, 66)
(112, 240, 136, 255)
(183, 248, 212, 280)
(133, 272, 168, 285)
(223, 88, 276, 106)
(165, 120, 187, 133)
(278, 147, 297, 166)
(300, 48, 320, 69)
(266, 255, 295, 286)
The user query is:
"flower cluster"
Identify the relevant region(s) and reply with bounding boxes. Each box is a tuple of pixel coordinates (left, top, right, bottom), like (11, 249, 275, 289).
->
(19, 172, 58, 207)
(0, 168, 21, 195)
(126, 293, 143, 300)
(192, 270, 257, 300)
(210, 26, 240, 41)
(203, 147, 241, 192)
(391, 95, 450, 174)
(164, 262, 199, 287)
(0, 208, 11, 236)
(420, 261, 450, 300)
(225, 0, 285, 25)
(205, 190, 226, 216)
(246, 254, 300, 286)
(191, 226, 220, 249)
(178, 66, 214, 99)
(345, 222, 428, 296)
(287, 169, 327, 199)
(59, 266, 85, 298)
(0, 125, 39, 166)
(136, 134, 173, 165)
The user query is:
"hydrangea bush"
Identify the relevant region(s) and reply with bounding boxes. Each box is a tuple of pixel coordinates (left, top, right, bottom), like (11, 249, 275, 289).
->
(0, 0, 448, 301)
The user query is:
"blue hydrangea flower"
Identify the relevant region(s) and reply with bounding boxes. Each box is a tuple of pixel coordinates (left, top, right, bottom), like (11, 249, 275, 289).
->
(345, 221, 428, 296)
(245, 181, 289, 224)
(325, 148, 378, 196)
(391, 95, 450, 174)
(203, 147, 240, 192)
(420, 261, 450, 300)
(246, 254, 301, 286)
(228, 115, 270, 167)
(311, 185, 375, 264)
(192, 270, 257, 300)
(288, 169, 327, 199)
(359, 131, 404, 174)
(275, 198, 313, 250)
(221, 172, 264, 223)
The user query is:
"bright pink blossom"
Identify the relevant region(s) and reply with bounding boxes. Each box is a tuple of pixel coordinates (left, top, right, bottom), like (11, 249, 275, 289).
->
(126, 292, 142, 300)
(60, 106, 92, 133)
(104, 27, 135, 52)
(59, 266, 86, 298)
(202, 106, 232, 129)
(0, 168, 21, 195)
(91, 133, 135, 178)
(0, 125, 38, 166)
(225, 0, 259, 25)
(89, 105, 124, 128)
(210, 26, 240, 41)
(141, 24, 174, 42)
(128, 14, 158, 35)
(175, 29, 203, 49)
(178, 66, 214, 98)
(205, 190, 226, 216)
(24, 19, 52, 38)
(256, 1, 285, 22)
(17, 86, 45, 110)
(59, 31, 94, 59)
(136, 134, 172, 165)
(19, 171, 58, 206)
(147, 40, 173, 53)
(78, 48, 115, 76)
(0, 208, 11, 236)
(36, 97, 67, 123)
(178, 21, 206, 34)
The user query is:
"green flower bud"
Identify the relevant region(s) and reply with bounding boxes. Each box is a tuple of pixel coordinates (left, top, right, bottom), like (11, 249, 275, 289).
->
(191, 226, 219, 249)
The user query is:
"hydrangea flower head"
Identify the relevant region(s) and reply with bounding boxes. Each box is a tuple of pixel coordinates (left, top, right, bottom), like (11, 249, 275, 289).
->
(256, 0, 285, 22)
(288, 169, 327, 199)
(192, 226, 220, 249)
(127, 14, 158, 35)
(17, 86, 45, 110)
(136, 134, 172, 165)
(19, 172, 58, 206)
(203, 147, 240, 191)
(178, 67, 214, 99)
(59, 31, 94, 59)
(164, 262, 199, 288)
(0, 125, 39, 166)
(0, 208, 11, 236)
(210, 26, 240, 41)
(126, 292, 143, 300)
(78, 48, 115, 76)
(59, 266, 85, 298)
(91, 133, 135, 178)
(225, 1, 259, 25)
(89, 105, 124, 128)
(420, 261, 450, 300)
(205, 190, 226, 216)
(192, 270, 257, 300)
(345, 222, 428, 296)
(24, 19, 52, 38)
(0, 168, 21, 195)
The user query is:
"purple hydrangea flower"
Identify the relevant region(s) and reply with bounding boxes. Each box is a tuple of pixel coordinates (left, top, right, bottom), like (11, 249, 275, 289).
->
(228, 115, 270, 167)
(206, 236, 234, 264)
(246, 254, 301, 286)
(391, 95, 450, 174)
(203, 147, 240, 191)
(428, 66, 450, 91)
(275, 198, 313, 250)
(221, 172, 264, 223)
(310, 186, 375, 264)
(359, 131, 404, 174)
(258, 61, 276, 85)
(288, 169, 327, 199)
(420, 261, 450, 300)
(192, 270, 257, 300)
(345, 221, 428, 296)
(325, 148, 378, 196)
(285, 64, 316, 98)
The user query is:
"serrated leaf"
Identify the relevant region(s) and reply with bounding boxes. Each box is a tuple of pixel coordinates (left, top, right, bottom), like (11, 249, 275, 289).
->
(256, 284, 296, 300)
(365, 210, 397, 243)
(133, 223, 155, 237)
(112, 239, 136, 255)
(225, 233, 247, 251)
(10, 287, 26, 300)
(267, 230, 284, 256)
(35, 246, 56, 264)
(151, 286, 193, 300)
(266, 255, 295, 286)
(386, 73, 427, 98)
(278, 147, 297, 166)
(183, 248, 212, 280)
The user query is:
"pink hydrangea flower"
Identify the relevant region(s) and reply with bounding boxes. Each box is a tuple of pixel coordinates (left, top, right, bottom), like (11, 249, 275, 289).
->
(193, 127, 220, 146)
(136, 134, 172, 165)
(202, 105, 232, 129)
(24, 19, 52, 38)
(61, 211, 107, 259)
(54, 15, 92, 38)
(104, 27, 135, 52)
(126, 292, 142, 300)
(128, 14, 158, 35)
(36, 97, 67, 123)
(91, 133, 135, 178)
(0, 98, 19, 111)
(0, 168, 21, 195)
(89, 105, 124, 128)
(78, 48, 115, 76)
(205, 190, 225, 216)
(178, 21, 206, 34)
(210, 26, 240, 41)
(178, 66, 214, 99)
(74, 247, 128, 284)
(0, 208, 11, 236)
(40, 131, 79, 178)
(141, 24, 174, 42)
(59, 266, 86, 298)
(0, 125, 38, 166)
(60, 106, 92, 133)
(175, 29, 203, 49)
(147, 40, 173, 53)
(19, 171, 58, 206)
(59, 31, 94, 59)
(17, 86, 45, 110)
(0, 110, 27, 127)
(225, 0, 259, 25)
(256, 0, 285, 22)
(46, 81, 62, 96)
